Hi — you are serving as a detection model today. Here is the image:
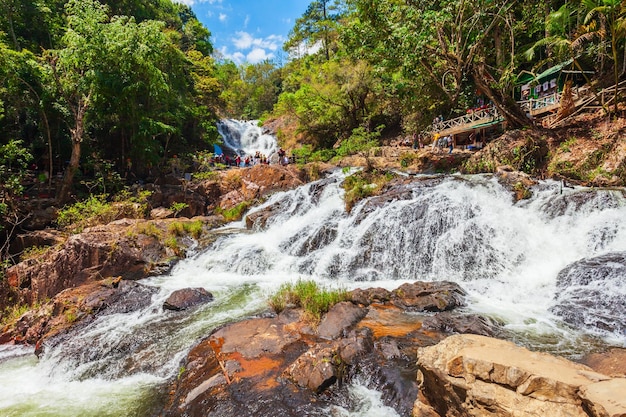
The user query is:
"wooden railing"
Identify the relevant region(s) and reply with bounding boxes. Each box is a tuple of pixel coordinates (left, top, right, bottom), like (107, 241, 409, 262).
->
(428, 106, 503, 135)
(517, 92, 561, 115)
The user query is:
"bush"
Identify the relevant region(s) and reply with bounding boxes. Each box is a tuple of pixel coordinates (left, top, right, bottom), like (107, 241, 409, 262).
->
(216, 201, 251, 222)
(268, 279, 349, 323)
(342, 170, 394, 212)
(57, 190, 152, 233)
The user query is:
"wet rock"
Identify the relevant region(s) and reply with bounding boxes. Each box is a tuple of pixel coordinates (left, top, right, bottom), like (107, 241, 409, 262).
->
(349, 287, 391, 306)
(2, 278, 157, 351)
(163, 288, 213, 311)
(284, 346, 339, 392)
(391, 281, 465, 311)
(551, 252, 626, 336)
(417, 334, 625, 417)
(317, 301, 367, 340)
(421, 311, 500, 336)
(581, 348, 626, 377)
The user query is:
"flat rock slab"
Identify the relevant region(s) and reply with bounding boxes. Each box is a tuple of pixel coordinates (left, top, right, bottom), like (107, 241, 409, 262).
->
(417, 334, 626, 417)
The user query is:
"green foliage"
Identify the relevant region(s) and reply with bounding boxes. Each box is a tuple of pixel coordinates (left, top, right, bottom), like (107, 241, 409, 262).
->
(168, 221, 185, 236)
(136, 222, 162, 238)
(57, 191, 149, 233)
(215, 201, 251, 222)
(0, 140, 33, 198)
(0, 303, 31, 327)
(169, 202, 189, 217)
(335, 125, 383, 158)
(20, 245, 52, 262)
(183, 220, 203, 239)
(268, 279, 349, 323)
(342, 169, 394, 212)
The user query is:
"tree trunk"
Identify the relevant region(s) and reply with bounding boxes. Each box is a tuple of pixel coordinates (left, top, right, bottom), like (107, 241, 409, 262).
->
(471, 62, 532, 130)
(57, 96, 89, 204)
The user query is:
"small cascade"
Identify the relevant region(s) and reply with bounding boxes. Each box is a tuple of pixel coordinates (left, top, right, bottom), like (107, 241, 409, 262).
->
(1, 172, 626, 415)
(216, 119, 278, 157)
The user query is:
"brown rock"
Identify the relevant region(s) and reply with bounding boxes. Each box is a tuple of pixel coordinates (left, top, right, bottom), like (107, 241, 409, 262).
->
(582, 348, 626, 377)
(163, 288, 213, 311)
(350, 287, 391, 306)
(317, 301, 368, 340)
(417, 334, 624, 417)
(284, 346, 339, 393)
(391, 281, 465, 311)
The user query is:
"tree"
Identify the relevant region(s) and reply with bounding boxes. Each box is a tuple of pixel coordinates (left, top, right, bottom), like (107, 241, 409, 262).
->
(284, 0, 347, 61)
(0, 140, 32, 262)
(343, 0, 532, 129)
(580, 0, 626, 113)
(44, 0, 109, 203)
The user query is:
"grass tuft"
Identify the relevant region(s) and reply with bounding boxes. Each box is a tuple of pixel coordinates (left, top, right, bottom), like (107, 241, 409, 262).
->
(268, 279, 350, 324)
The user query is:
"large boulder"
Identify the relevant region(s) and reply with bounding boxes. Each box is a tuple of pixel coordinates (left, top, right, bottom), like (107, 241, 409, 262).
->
(391, 281, 466, 311)
(163, 288, 214, 311)
(416, 334, 626, 417)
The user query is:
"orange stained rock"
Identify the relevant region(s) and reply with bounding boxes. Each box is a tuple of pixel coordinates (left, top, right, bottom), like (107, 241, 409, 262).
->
(357, 303, 424, 339)
(227, 351, 282, 389)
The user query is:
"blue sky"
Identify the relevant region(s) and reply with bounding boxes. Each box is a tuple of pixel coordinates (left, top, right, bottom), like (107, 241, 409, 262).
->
(175, 0, 311, 64)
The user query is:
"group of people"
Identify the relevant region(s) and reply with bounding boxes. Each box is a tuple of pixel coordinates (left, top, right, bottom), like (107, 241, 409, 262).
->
(213, 148, 290, 168)
(432, 134, 454, 154)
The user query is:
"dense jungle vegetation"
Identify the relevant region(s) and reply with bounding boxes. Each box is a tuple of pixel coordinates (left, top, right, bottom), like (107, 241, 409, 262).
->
(1, 0, 625, 265)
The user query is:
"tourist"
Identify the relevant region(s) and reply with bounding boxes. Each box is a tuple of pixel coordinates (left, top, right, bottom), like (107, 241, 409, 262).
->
(447, 136, 453, 154)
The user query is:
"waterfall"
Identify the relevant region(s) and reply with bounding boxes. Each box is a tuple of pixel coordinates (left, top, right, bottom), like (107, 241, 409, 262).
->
(216, 119, 278, 157)
(1, 172, 625, 416)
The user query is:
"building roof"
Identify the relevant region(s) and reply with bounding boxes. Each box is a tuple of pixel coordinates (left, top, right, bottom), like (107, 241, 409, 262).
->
(517, 59, 574, 85)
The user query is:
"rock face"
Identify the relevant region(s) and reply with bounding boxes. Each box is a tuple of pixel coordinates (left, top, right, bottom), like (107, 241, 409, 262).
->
(4, 217, 223, 306)
(0, 277, 157, 349)
(163, 288, 214, 311)
(551, 252, 626, 337)
(416, 334, 626, 417)
(162, 281, 500, 417)
(163, 282, 482, 417)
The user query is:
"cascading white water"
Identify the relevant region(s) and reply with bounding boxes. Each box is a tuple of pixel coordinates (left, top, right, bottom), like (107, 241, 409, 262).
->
(216, 119, 278, 157)
(1, 171, 625, 416)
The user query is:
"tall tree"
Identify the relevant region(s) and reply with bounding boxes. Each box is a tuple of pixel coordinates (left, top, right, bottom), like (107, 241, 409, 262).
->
(284, 0, 347, 61)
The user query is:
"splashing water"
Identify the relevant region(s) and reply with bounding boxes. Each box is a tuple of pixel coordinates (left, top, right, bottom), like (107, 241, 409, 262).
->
(1, 171, 625, 415)
(217, 119, 278, 157)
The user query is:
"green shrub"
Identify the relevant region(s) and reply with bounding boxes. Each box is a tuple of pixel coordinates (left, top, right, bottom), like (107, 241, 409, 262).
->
(193, 171, 218, 181)
(216, 201, 251, 222)
(342, 170, 394, 212)
(20, 245, 51, 262)
(169, 202, 189, 217)
(136, 223, 162, 238)
(268, 279, 350, 323)
(57, 195, 116, 233)
(168, 221, 185, 236)
(183, 220, 203, 238)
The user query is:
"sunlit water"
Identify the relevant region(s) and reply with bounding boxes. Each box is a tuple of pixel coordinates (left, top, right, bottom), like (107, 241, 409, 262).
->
(217, 119, 278, 157)
(1, 171, 625, 416)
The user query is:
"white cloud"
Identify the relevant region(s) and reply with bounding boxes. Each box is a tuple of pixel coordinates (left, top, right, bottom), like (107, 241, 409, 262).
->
(232, 32, 253, 49)
(221, 32, 285, 64)
(173, 0, 195, 5)
(247, 48, 274, 64)
(232, 31, 282, 52)
(219, 13, 227, 22)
